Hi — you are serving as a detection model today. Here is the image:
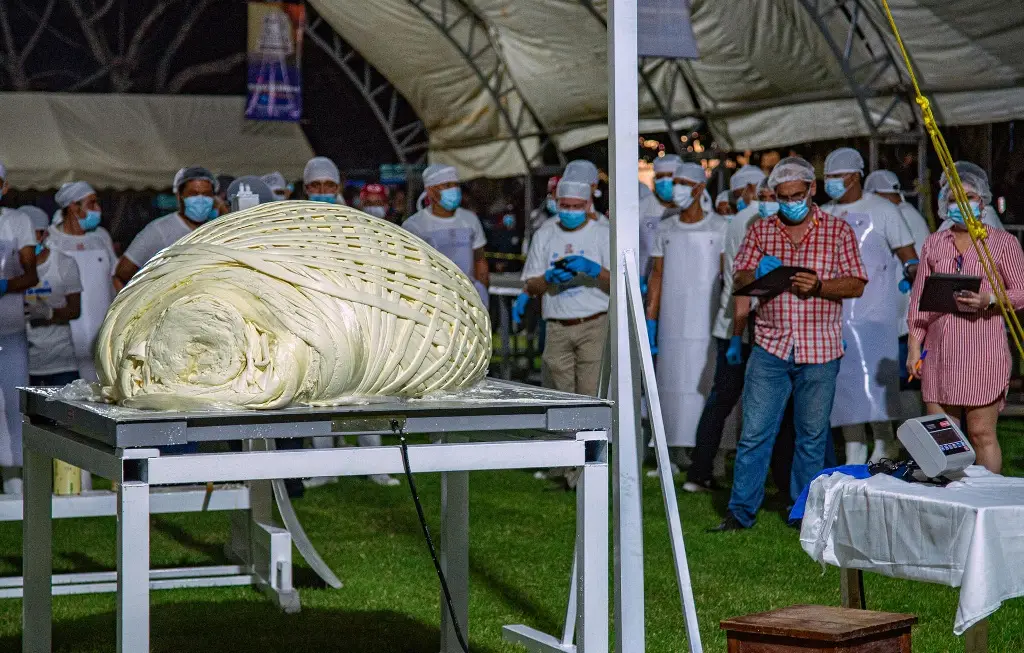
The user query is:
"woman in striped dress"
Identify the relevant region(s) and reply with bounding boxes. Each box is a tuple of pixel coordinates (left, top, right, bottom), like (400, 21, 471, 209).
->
(907, 166, 1024, 473)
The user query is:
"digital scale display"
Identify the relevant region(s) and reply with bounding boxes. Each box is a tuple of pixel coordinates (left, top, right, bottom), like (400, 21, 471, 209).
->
(923, 418, 969, 455)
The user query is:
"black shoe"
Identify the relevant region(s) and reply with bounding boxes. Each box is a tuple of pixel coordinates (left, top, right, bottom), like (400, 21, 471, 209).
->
(707, 512, 749, 532)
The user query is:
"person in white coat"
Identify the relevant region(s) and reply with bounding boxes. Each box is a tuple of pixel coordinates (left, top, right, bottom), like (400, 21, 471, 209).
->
(822, 148, 920, 464)
(47, 182, 118, 381)
(639, 154, 682, 284)
(0, 164, 38, 494)
(645, 161, 728, 474)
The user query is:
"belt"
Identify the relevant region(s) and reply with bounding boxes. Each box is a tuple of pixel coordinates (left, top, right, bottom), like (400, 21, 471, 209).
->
(549, 312, 607, 326)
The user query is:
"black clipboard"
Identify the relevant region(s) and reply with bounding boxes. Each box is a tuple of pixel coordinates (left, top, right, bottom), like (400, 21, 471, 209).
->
(918, 273, 982, 313)
(734, 266, 814, 297)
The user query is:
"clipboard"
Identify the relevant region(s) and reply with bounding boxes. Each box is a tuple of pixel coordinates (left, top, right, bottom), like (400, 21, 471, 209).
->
(734, 266, 814, 297)
(918, 273, 982, 313)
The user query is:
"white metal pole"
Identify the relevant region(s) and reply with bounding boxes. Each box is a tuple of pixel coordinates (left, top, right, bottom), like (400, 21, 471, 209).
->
(608, 0, 644, 649)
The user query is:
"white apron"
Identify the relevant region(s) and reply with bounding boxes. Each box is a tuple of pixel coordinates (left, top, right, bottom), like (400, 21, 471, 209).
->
(422, 226, 489, 308)
(66, 248, 115, 381)
(830, 209, 908, 427)
(656, 226, 723, 447)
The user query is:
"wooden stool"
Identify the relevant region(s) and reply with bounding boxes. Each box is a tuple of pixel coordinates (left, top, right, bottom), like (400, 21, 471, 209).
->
(721, 604, 917, 652)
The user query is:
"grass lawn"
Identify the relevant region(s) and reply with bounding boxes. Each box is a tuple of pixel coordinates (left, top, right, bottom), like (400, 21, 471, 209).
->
(0, 422, 1023, 652)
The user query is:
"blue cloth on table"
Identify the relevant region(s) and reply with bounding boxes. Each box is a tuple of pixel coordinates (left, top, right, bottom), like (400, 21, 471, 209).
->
(789, 464, 871, 522)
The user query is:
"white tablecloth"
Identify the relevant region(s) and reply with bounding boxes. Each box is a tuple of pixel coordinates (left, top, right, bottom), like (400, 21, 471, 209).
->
(800, 467, 1024, 635)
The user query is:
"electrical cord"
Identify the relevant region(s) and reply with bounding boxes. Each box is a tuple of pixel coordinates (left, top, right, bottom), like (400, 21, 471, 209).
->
(391, 419, 471, 653)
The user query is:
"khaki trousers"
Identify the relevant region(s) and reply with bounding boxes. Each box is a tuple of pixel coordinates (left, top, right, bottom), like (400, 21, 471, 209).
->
(541, 314, 607, 396)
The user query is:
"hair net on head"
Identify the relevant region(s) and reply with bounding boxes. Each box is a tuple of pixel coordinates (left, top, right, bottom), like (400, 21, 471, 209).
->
(556, 179, 592, 201)
(768, 156, 815, 190)
(19, 205, 50, 232)
(938, 170, 992, 212)
(729, 164, 766, 191)
(261, 172, 288, 193)
(421, 163, 459, 188)
(938, 161, 990, 189)
(824, 147, 864, 176)
(653, 154, 682, 174)
(864, 170, 900, 194)
(226, 176, 275, 205)
(563, 160, 599, 186)
(55, 181, 97, 208)
(716, 190, 731, 205)
(304, 157, 341, 186)
(674, 162, 706, 184)
(176, 166, 218, 194)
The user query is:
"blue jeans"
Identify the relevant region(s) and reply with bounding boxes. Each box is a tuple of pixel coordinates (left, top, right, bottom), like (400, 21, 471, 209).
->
(727, 346, 840, 527)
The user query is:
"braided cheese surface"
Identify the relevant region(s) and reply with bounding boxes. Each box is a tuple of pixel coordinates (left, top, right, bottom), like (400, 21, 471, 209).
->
(96, 201, 491, 409)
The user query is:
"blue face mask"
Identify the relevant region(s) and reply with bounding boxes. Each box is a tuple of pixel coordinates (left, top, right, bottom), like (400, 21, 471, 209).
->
(654, 178, 675, 202)
(502, 214, 515, 229)
(947, 201, 981, 225)
(558, 209, 587, 230)
(736, 198, 747, 212)
(779, 199, 810, 223)
(308, 194, 337, 204)
(758, 201, 780, 218)
(438, 187, 462, 212)
(546, 198, 558, 215)
(79, 209, 101, 232)
(183, 195, 215, 223)
(34, 243, 43, 256)
(824, 178, 848, 200)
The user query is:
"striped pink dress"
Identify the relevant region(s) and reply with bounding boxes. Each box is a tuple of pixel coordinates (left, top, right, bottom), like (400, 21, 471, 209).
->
(908, 228, 1024, 407)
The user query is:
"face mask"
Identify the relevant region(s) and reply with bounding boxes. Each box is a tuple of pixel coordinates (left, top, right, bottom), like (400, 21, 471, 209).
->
(673, 184, 695, 210)
(34, 243, 43, 256)
(736, 198, 747, 212)
(364, 205, 388, 219)
(502, 214, 515, 229)
(438, 187, 462, 212)
(947, 201, 981, 225)
(654, 178, 675, 202)
(779, 199, 810, 223)
(558, 209, 587, 230)
(79, 209, 101, 232)
(758, 201, 780, 218)
(308, 194, 336, 204)
(183, 195, 215, 223)
(824, 178, 848, 200)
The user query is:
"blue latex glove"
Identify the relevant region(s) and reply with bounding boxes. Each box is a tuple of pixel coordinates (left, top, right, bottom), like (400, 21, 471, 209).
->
(842, 339, 847, 352)
(511, 292, 530, 328)
(898, 278, 912, 294)
(561, 255, 602, 278)
(725, 335, 743, 366)
(755, 255, 782, 279)
(544, 267, 574, 284)
(640, 275, 649, 295)
(0, 279, 7, 297)
(646, 319, 658, 355)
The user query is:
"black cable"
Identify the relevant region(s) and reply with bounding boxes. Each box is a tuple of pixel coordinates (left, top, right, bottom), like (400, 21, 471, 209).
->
(391, 420, 471, 653)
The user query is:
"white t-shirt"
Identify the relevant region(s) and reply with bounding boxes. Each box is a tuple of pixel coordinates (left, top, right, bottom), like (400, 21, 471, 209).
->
(0, 208, 37, 336)
(898, 202, 931, 257)
(46, 225, 117, 271)
(822, 192, 914, 252)
(522, 219, 610, 320)
(26, 250, 82, 375)
(639, 194, 674, 277)
(123, 212, 194, 268)
(0, 207, 36, 264)
(712, 202, 760, 340)
(402, 207, 486, 277)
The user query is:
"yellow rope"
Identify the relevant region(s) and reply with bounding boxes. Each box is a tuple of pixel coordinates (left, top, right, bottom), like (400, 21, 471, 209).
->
(880, 0, 1024, 358)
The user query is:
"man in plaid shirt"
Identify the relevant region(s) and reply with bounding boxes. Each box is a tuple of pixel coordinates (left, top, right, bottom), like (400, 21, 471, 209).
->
(711, 157, 868, 531)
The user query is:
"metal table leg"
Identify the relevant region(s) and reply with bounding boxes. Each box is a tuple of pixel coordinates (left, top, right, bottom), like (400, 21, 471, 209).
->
(439, 466, 469, 653)
(576, 457, 609, 653)
(22, 447, 53, 653)
(117, 480, 150, 653)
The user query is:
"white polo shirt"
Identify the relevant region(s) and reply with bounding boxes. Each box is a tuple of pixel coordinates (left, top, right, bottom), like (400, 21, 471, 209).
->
(522, 219, 610, 320)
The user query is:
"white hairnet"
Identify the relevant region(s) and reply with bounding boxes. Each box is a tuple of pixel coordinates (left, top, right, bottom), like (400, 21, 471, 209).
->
(715, 190, 731, 205)
(422, 163, 459, 188)
(556, 179, 592, 201)
(227, 176, 276, 205)
(939, 169, 992, 210)
(824, 147, 864, 176)
(674, 162, 705, 184)
(864, 170, 900, 194)
(729, 164, 766, 192)
(19, 205, 50, 231)
(563, 160, 599, 186)
(261, 171, 287, 192)
(176, 166, 218, 194)
(55, 181, 96, 208)
(939, 161, 990, 189)
(653, 154, 682, 174)
(768, 157, 815, 190)
(304, 157, 340, 185)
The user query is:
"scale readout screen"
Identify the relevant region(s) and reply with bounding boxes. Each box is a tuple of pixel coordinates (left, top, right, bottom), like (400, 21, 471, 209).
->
(923, 418, 969, 455)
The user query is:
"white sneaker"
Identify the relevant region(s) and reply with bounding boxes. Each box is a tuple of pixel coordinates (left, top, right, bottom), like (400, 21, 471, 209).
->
(302, 476, 337, 489)
(681, 480, 711, 493)
(646, 462, 681, 478)
(533, 470, 549, 480)
(368, 473, 400, 487)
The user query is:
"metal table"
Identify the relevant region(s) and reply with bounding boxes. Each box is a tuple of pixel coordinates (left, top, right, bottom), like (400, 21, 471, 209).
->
(20, 380, 611, 653)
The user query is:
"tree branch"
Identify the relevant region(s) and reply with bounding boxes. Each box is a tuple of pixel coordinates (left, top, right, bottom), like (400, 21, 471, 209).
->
(0, 3, 21, 84)
(156, 0, 215, 91)
(167, 52, 245, 93)
(65, 64, 111, 91)
(18, 0, 58, 66)
(125, 0, 178, 63)
(87, 0, 117, 25)
(66, 0, 112, 66)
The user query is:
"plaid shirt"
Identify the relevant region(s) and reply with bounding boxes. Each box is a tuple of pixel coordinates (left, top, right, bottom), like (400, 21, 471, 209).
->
(734, 205, 867, 364)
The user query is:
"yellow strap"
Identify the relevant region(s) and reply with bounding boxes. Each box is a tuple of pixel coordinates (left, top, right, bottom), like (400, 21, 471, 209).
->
(880, 0, 1024, 358)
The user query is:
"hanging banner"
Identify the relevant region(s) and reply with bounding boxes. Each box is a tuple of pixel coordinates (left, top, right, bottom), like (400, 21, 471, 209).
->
(245, 2, 304, 121)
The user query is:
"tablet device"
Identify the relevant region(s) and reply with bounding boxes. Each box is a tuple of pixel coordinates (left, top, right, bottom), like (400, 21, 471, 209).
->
(733, 266, 814, 297)
(918, 273, 982, 313)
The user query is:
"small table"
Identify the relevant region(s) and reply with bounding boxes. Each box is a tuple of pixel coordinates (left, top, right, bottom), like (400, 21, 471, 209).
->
(721, 604, 916, 652)
(800, 469, 1024, 652)
(20, 380, 611, 653)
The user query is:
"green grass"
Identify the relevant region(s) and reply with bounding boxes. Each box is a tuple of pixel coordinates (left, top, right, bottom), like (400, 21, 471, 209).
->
(1, 423, 1024, 652)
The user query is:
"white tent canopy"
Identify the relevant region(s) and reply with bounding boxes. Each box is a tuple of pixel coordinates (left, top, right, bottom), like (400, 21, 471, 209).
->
(311, 0, 1024, 178)
(0, 93, 314, 191)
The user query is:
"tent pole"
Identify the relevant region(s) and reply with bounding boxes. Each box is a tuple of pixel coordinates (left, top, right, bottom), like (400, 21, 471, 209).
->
(869, 137, 879, 172)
